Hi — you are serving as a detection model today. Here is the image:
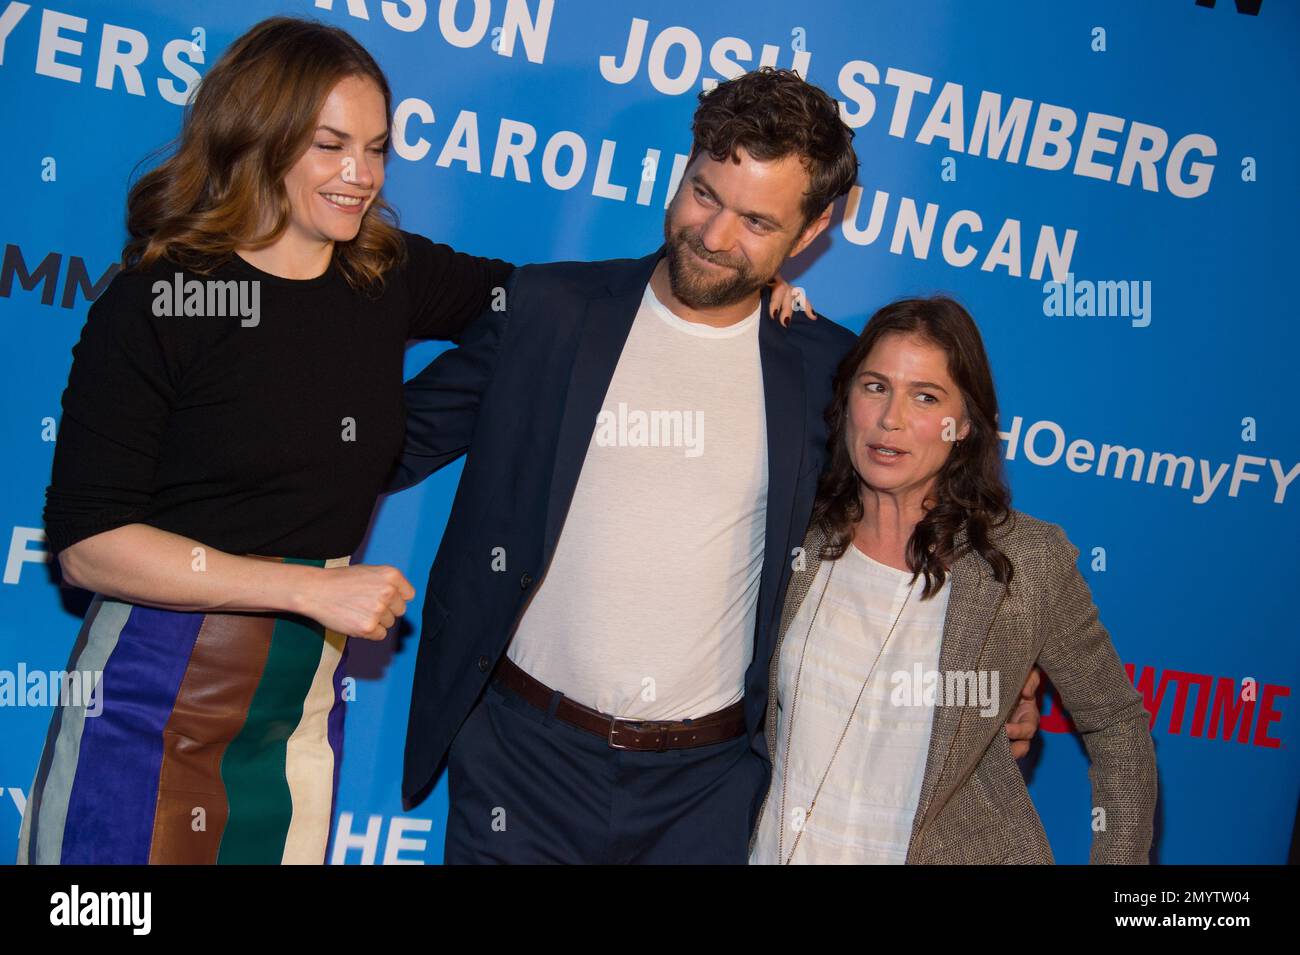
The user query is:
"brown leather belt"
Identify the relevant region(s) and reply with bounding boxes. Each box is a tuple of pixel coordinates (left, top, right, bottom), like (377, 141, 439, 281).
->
(491, 655, 746, 751)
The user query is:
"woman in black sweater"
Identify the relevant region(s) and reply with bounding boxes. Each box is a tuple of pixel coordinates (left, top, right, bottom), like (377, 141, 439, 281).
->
(18, 16, 521, 866)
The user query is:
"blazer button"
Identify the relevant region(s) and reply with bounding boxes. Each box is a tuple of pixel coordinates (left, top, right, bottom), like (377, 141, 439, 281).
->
(519, 572, 533, 589)
(477, 655, 491, 673)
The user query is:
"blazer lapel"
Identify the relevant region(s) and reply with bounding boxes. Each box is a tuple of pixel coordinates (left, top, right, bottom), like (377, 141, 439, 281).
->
(906, 540, 1009, 859)
(541, 248, 662, 564)
(763, 521, 825, 760)
(754, 304, 806, 653)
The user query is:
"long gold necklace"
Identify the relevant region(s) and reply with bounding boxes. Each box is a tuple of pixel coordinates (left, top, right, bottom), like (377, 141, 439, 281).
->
(777, 556, 917, 865)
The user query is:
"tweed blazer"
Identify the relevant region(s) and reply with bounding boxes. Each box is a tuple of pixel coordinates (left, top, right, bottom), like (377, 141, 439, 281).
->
(751, 509, 1157, 864)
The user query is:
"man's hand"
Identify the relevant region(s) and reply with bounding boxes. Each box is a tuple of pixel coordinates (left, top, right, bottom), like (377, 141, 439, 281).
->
(1006, 666, 1042, 758)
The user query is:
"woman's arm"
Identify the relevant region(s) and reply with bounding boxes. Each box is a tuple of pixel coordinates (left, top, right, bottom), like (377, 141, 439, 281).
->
(403, 231, 515, 340)
(59, 523, 311, 612)
(59, 524, 413, 640)
(400, 232, 813, 339)
(387, 267, 515, 493)
(1035, 524, 1157, 863)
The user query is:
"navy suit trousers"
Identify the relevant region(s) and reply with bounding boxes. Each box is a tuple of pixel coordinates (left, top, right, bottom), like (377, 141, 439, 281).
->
(443, 679, 767, 864)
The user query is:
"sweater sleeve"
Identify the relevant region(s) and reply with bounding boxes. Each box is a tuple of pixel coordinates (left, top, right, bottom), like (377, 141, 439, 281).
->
(43, 272, 178, 555)
(402, 230, 515, 341)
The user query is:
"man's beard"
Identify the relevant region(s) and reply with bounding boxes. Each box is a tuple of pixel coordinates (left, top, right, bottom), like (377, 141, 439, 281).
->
(662, 222, 769, 309)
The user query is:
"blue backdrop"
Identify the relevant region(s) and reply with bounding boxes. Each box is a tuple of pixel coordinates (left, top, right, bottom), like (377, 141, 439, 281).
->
(1, 0, 1295, 863)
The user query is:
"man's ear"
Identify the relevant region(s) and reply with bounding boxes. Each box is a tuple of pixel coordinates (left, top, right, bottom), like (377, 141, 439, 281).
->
(788, 203, 834, 259)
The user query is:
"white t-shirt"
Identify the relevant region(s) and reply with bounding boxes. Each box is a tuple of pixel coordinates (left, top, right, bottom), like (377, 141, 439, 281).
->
(750, 544, 951, 864)
(506, 281, 768, 720)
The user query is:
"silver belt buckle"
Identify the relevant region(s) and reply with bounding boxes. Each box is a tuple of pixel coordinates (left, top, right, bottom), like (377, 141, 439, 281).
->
(608, 717, 668, 751)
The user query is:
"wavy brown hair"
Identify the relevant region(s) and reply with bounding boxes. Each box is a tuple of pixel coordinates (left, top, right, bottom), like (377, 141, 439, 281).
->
(689, 67, 859, 230)
(122, 16, 404, 293)
(812, 296, 1014, 598)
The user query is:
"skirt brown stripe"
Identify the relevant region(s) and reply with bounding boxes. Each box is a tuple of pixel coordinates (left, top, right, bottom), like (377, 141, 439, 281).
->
(147, 612, 276, 864)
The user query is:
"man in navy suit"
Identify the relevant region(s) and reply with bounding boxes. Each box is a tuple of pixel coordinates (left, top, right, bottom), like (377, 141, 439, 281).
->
(391, 68, 1039, 863)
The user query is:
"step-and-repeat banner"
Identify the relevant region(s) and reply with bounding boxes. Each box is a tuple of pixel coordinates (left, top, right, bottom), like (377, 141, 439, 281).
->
(1, 0, 1295, 863)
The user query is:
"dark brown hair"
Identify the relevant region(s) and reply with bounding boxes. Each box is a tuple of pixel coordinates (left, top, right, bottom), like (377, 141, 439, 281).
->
(122, 16, 404, 293)
(689, 67, 859, 230)
(812, 296, 1014, 598)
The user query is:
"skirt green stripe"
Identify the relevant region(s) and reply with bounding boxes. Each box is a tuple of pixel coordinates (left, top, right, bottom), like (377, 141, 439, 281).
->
(217, 557, 329, 864)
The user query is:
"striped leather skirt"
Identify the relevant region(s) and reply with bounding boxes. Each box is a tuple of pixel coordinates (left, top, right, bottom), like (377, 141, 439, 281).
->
(18, 556, 350, 865)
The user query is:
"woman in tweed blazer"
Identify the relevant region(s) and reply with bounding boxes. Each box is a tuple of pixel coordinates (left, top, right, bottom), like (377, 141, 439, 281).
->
(748, 297, 1156, 864)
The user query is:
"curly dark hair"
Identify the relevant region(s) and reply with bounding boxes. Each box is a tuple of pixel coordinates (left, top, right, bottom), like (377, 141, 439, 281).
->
(811, 296, 1014, 598)
(689, 67, 859, 229)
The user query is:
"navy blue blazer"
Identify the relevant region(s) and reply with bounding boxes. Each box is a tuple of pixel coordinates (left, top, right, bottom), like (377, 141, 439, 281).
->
(390, 245, 856, 812)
